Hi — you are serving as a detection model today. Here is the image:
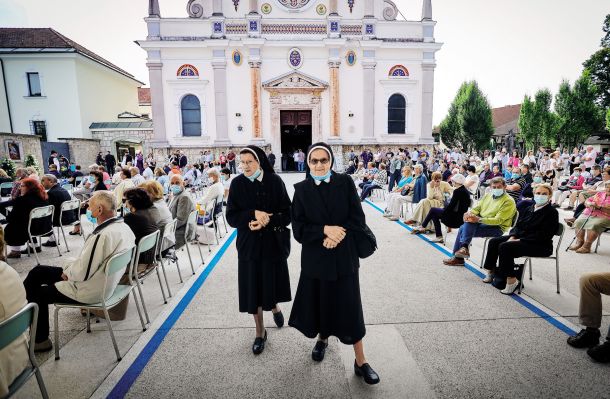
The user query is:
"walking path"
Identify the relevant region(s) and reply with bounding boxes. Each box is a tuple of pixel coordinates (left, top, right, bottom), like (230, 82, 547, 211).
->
(13, 174, 610, 398)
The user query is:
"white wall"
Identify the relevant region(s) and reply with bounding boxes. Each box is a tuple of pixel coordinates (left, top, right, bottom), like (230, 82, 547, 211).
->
(75, 57, 141, 138)
(0, 61, 11, 132)
(2, 54, 82, 141)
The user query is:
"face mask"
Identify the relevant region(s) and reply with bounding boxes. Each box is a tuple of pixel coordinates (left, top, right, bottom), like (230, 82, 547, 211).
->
(246, 168, 262, 182)
(574, 173, 580, 177)
(220, 175, 226, 182)
(605, 157, 609, 161)
(85, 209, 97, 225)
(170, 184, 182, 195)
(88, 176, 95, 183)
(533, 176, 542, 184)
(534, 194, 549, 205)
(491, 188, 504, 197)
(511, 173, 520, 179)
(310, 170, 332, 181)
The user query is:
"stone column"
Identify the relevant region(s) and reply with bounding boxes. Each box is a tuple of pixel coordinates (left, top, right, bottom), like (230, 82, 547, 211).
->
(420, 63, 436, 143)
(249, 60, 263, 141)
(249, 0, 258, 13)
(146, 57, 167, 146)
(212, 0, 223, 15)
(364, 0, 374, 17)
(362, 60, 376, 142)
(329, 0, 338, 14)
(212, 51, 230, 145)
(328, 60, 341, 139)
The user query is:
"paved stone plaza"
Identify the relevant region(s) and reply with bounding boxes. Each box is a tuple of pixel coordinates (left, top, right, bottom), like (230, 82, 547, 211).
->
(10, 174, 610, 399)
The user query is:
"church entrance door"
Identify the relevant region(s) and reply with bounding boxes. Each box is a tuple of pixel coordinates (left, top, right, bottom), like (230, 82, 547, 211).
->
(280, 110, 312, 171)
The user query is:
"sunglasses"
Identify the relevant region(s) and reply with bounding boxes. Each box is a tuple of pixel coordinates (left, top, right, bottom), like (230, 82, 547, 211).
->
(309, 158, 330, 165)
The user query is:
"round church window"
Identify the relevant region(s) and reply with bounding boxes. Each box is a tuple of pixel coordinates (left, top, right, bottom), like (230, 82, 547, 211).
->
(288, 48, 303, 69)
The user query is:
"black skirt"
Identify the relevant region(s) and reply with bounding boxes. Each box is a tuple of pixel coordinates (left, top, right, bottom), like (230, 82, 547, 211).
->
(288, 270, 366, 345)
(238, 258, 291, 314)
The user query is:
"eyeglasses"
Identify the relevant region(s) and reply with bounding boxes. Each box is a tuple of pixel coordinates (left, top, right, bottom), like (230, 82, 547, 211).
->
(309, 158, 329, 165)
(240, 160, 258, 166)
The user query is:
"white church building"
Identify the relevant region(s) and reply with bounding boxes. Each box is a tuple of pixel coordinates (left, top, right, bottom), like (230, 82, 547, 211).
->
(140, 0, 441, 169)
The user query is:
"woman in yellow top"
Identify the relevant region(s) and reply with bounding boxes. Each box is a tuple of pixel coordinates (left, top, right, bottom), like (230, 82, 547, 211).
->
(405, 171, 453, 227)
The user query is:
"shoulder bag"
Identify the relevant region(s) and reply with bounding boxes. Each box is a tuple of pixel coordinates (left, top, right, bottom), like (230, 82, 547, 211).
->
(354, 224, 377, 259)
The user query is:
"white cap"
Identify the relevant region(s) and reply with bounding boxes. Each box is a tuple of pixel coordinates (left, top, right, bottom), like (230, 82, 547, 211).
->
(451, 174, 465, 185)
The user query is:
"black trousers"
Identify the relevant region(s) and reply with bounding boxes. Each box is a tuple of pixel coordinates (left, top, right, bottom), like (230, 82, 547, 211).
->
(23, 266, 79, 343)
(483, 236, 551, 278)
(422, 207, 444, 237)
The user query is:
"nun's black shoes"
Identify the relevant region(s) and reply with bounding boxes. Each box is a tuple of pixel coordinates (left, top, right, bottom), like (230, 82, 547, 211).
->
(252, 330, 267, 355)
(311, 340, 328, 362)
(272, 310, 284, 328)
(354, 361, 380, 385)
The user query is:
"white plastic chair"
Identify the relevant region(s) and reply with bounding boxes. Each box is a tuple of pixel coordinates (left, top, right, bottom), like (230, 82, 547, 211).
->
(185, 210, 205, 274)
(0, 303, 49, 399)
(132, 230, 165, 324)
(58, 199, 81, 251)
(157, 219, 181, 295)
(0, 181, 12, 198)
(53, 246, 145, 362)
(27, 205, 61, 265)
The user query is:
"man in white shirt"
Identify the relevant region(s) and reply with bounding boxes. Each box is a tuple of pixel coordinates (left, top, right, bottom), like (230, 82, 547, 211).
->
(130, 167, 145, 187)
(583, 145, 598, 172)
(22, 191, 135, 351)
(142, 162, 154, 180)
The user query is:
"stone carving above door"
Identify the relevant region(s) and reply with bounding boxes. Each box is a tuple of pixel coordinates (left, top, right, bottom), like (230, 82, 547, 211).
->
(263, 71, 328, 92)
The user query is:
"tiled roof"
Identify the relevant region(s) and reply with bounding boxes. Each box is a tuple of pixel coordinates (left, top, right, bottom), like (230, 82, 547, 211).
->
(492, 104, 521, 128)
(138, 88, 151, 105)
(0, 28, 140, 82)
(89, 121, 153, 130)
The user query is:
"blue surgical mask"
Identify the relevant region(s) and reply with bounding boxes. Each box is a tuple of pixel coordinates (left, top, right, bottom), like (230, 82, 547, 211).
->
(88, 176, 95, 183)
(310, 171, 332, 181)
(511, 173, 520, 179)
(574, 172, 580, 177)
(170, 184, 182, 195)
(533, 176, 543, 184)
(246, 168, 262, 182)
(491, 188, 504, 197)
(221, 175, 227, 182)
(605, 156, 610, 161)
(534, 194, 549, 205)
(85, 209, 97, 225)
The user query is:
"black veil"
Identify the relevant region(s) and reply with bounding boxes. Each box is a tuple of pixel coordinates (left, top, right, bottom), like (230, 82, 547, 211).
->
(240, 145, 275, 174)
(304, 142, 335, 180)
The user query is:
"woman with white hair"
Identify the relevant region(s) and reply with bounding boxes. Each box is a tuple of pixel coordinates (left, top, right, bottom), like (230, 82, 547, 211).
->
(168, 175, 196, 249)
(197, 168, 225, 224)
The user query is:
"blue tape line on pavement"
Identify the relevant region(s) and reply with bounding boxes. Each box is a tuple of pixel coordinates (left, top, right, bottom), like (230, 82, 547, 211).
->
(364, 200, 577, 336)
(108, 230, 237, 398)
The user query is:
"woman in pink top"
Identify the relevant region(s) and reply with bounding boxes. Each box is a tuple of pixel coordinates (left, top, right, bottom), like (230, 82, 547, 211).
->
(508, 150, 521, 168)
(570, 181, 610, 253)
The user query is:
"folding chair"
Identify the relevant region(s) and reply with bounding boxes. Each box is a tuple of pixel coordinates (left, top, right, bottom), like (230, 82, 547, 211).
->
(131, 230, 165, 324)
(60, 183, 73, 195)
(0, 303, 49, 399)
(57, 199, 81, 251)
(185, 210, 205, 273)
(1, 181, 13, 197)
(54, 246, 145, 362)
(594, 228, 610, 253)
(157, 219, 182, 294)
(480, 211, 519, 268)
(518, 223, 565, 294)
(27, 205, 61, 265)
(74, 176, 84, 187)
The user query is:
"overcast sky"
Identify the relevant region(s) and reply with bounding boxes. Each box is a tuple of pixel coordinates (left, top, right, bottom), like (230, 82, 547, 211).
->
(0, 0, 607, 124)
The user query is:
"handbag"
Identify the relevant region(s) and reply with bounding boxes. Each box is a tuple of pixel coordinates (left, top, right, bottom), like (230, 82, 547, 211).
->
(272, 226, 291, 259)
(354, 224, 377, 259)
(400, 186, 411, 196)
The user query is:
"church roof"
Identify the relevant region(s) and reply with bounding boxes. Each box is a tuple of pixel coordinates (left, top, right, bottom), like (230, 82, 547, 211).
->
(491, 104, 521, 137)
(0, 28, 142, 84)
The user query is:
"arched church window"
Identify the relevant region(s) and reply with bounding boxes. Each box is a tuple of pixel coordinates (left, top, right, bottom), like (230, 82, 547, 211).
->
(388, 94, 406, 134)
(388, 65, 409, 77)
(181, 95, 202, 136)
(177, 64, 199, 77)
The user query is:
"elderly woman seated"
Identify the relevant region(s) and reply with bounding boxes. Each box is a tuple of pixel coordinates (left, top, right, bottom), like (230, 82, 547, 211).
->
(383, 166, 414, 221)
(404, 171, 452, 226)
(360, 163, 388, 201)
(569, 181, 610, 254)
(482, 184, 559, 294)
(140, 180, 175, 252)
(169, 174, 196, 249)
(399, 164, 428, 222)
(197, 168, 225, 224)
(411, 174, 471, 243)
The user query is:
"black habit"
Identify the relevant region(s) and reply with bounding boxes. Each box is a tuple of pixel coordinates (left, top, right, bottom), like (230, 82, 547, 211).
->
(226, 169, 292, 315)
(289, 170, 367, 345)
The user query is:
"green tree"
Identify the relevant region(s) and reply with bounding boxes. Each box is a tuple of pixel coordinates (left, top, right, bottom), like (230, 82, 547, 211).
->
(583, 48, 610, 109)
(439, 81, 493, 152)
(555, 74, 603, 149)
(1, 158, 16, 178)
(606, 108, 610, 131)
(518, 89, 558, 150)
(24, 154, 41, 175)
(601, 14, 610, 47)
(517, 95, 534, 149)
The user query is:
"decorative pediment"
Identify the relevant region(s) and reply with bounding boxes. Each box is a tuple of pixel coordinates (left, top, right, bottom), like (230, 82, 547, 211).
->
(263, 71, 328, 91)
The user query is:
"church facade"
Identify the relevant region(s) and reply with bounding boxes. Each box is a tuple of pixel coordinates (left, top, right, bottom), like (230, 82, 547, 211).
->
(140, 0, 441, 169)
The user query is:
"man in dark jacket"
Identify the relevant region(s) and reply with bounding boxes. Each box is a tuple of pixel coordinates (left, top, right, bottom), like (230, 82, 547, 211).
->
(40, 174, 74, 247)
(104, 151, 116, 173)
(178, 150, 188, 169)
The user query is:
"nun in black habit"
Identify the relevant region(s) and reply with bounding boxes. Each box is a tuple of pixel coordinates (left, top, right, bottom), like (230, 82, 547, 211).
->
(226, 145, 292, 355)
(288, 142, 380, 385)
